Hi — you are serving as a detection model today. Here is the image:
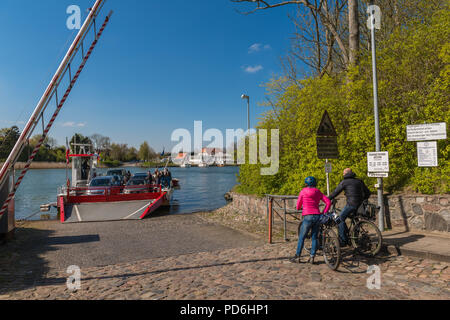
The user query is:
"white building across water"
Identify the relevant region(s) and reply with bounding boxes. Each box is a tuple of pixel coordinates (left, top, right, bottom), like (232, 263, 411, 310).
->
(173, 149, 233, 167)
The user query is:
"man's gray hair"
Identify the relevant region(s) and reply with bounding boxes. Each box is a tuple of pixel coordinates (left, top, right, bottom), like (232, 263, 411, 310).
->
(343, 168, 353, 175)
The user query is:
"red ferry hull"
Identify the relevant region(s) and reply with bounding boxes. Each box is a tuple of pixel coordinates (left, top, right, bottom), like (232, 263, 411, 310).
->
(59, 191, 166, 223)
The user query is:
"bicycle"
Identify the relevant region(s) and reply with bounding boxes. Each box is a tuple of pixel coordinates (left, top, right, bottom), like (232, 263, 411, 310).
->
(297, 213, 341, 271)
(332, 201, 383, 257)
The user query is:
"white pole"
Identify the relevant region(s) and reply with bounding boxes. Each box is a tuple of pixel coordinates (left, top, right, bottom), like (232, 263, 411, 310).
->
(326, 159, 330, 196)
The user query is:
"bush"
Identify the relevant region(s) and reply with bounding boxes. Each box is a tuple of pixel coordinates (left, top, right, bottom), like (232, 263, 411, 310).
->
(100, 159, 121, 168)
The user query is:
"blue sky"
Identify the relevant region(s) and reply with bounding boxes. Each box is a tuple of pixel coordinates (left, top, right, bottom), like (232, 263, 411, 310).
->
(0, 0, 296, 152)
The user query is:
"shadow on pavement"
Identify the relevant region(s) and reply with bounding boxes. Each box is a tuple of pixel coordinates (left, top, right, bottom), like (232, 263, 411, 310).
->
(46, 235, 100, 246)
(382, 233, 425, 246)
(334, 233, 426, 274)
(336, 248, 393, 274)
(0, 225, 99, 295)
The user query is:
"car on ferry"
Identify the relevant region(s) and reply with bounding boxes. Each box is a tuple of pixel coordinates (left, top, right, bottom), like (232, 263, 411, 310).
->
(87, 176, 114, 195)
(106, 169, 128, 184)
(123, 176, 148, 194)
(133, 172, 149, 179)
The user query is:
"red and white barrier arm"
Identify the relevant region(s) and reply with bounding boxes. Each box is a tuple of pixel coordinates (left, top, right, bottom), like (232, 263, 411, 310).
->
(0, 9, 113, 217)
(0, 0, 105, 191)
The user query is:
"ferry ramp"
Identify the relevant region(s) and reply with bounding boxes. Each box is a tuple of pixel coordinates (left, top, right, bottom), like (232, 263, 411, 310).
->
(9, 213, 263, 271)
(63, 200, 157, 223)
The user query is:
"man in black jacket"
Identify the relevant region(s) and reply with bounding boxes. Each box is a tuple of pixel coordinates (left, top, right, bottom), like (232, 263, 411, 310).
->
(329, 168, 371, 246)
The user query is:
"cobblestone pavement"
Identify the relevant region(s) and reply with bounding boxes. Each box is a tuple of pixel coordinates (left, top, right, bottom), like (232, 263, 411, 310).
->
(0, 239, 448, 300)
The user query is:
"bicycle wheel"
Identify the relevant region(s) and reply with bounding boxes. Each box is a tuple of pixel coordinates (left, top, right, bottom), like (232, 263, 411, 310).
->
(350, 220, 383, 256)
(322, 227, 341, 271)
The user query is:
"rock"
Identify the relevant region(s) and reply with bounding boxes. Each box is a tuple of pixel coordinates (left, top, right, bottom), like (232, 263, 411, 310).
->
(416, 197, 425, 203)
(391, 208, 404, 220)
(411, 204, 423, 216)
(423, 204, 441, 213)
(141, 292, 155, 299)
(310, 273, 322, 282)
(439, 198, 449, 206)
(440, 210, 450, 224)
(224, 192, 233, 201)
(424, 212, 448, 232)
(431, 270, 441, 275)
(426, 197, 437, 203)
(409, 216, 424, 230)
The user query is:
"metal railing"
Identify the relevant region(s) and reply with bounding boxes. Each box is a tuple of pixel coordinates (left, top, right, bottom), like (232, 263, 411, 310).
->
(61, 184, 163, 202)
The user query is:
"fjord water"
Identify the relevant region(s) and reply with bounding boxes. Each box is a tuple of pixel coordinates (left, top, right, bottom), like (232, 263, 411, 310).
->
(14, 166, 239, 220)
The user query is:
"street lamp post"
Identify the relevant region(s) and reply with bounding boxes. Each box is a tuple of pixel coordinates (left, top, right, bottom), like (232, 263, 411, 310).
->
(241, 94, 250, 133)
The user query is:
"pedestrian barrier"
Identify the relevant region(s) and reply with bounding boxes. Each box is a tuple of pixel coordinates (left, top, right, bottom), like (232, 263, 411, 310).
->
(266, 195, 302, 244)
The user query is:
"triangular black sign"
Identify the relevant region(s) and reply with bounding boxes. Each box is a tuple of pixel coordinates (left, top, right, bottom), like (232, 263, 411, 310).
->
(317, 111, 337, 136)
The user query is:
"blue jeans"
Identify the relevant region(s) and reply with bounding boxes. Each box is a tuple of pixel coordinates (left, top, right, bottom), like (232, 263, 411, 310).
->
(338, 205, 357, 245)
(296, 215, 321, 257)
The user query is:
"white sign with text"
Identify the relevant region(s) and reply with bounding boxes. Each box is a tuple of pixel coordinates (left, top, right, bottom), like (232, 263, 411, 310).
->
(368, 152, 389, 173)
(407, 123, 447, 142)
(417, 141, 438, 167)
(368, 172, 389, 178)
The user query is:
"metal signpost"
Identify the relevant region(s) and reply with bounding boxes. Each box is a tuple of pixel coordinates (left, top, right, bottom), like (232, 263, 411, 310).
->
(367, 2, 384, 231)
(316, 111, 338, 196)
(324, 161, 332, 196)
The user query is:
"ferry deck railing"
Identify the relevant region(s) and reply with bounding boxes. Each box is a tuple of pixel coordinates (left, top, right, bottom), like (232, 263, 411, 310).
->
(59, 184, 164, 203)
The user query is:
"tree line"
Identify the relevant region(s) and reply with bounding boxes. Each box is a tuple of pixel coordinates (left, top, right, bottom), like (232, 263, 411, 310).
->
(0, 128, 160, 165)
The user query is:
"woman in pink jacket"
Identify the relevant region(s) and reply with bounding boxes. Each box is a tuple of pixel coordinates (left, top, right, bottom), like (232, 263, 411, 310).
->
(290, 176, 331, 264)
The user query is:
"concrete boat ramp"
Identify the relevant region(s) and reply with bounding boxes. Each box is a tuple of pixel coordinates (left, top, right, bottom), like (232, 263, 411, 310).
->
(2, 213, 263, 272)
(63, 200, 160, 223)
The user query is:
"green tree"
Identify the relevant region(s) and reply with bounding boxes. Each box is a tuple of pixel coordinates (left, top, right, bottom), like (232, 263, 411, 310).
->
(0, 126, 20, 161)
(70, 133, 93, 154)
(236, 5, 449, 196)
(138, 141, 156, 162)
(110, 143, 129, 162)
(126, 147, 138, 162)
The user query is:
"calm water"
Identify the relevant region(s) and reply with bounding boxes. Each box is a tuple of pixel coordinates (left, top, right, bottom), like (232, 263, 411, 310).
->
(14, 166, 239, 220)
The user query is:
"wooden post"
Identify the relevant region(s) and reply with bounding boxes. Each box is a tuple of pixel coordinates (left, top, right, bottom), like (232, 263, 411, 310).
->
(268, 197, 273, 244)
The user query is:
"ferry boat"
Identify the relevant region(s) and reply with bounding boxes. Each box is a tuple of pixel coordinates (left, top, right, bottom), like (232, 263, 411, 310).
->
(216, 160, 225, 167)
(57, 142, 174, 223)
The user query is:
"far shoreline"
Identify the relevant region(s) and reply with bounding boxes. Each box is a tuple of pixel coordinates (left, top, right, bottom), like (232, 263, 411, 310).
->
(0, 162, 68, 170)
(1, 162, 239, 170)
